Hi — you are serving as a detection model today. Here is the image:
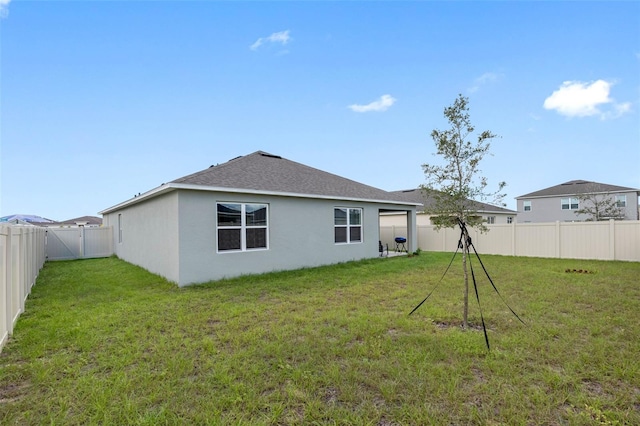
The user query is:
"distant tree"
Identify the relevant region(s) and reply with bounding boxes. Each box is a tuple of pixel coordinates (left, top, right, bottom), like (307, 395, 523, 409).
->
(421, 94, 506, 329)
(575, 185, 625, 221)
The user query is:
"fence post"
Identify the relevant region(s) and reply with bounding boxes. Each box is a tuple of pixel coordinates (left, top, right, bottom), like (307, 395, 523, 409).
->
(27, 228, 35, 293)
(609, 219, 616, 261)
(80, 226, 85, 258)
(9, 228, 21, 329)
(555, 221, 561, 258)
(442, 226, 447, 251)
(18, 227, 27, 317)
(1, 227, 10, 350)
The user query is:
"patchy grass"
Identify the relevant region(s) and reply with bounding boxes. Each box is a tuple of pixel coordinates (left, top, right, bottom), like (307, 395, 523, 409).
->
(1, 253, 639, 425)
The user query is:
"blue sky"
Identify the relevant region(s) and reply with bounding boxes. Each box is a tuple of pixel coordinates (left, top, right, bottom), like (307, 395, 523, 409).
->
(1, 1, 639, 221)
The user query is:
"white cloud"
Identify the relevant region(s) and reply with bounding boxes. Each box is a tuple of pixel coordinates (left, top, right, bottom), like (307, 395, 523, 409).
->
(468, 72, 501, 93)
(348, 94, 397, 113)
(0, 0, 10, 18)
(250, 30, 291, 51)
(543, 79, 631, 119)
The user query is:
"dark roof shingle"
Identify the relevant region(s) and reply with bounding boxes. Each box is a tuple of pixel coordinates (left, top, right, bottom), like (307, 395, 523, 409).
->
(171, 151, 413, 203)
(59, 216, 103, 226)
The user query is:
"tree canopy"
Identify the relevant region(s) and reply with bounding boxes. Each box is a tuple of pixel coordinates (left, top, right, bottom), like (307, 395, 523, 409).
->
(422, 94, 506, 231)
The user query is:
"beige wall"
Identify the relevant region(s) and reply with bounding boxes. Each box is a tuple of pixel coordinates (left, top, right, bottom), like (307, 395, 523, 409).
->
(381, 220, 640, 261)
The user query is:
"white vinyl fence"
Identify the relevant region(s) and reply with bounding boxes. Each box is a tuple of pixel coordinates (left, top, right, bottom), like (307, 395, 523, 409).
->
(381, 220, 640, 262)
(1, 224, 114, 353)
(1, 225, 47, 352)
(46, 227, 113, 261)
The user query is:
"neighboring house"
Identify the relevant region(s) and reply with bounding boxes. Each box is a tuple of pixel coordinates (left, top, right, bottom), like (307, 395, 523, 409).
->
(0, 214, 103, 228)
(55, 216, 103, 228)
(0, 214, 55, 226)
(99, 151, 420, 287)
(379, 188, 517, 227)
(516, 180, 640, 223)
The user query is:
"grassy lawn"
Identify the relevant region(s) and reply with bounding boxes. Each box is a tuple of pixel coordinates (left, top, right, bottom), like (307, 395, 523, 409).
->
(1, 253, 638, 425)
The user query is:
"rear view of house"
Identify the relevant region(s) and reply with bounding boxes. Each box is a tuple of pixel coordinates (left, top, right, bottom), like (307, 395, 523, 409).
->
(100, 151, 419, 286)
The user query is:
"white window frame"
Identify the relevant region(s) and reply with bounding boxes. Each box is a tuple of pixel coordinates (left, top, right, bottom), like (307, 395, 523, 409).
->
(615, 195, 627, 208)
(561, 198, 579, 210)
(523, 201, 532, 212)
(334, 207, 363, 244)
(486, 216, 496, 224)
(507, 216, 513, 224)
(216, 202, 269, 253)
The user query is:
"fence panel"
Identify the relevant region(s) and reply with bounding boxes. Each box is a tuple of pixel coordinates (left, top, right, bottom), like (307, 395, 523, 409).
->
(381, 220, 640, 261)
(472, 224, 514, 256)
(46, 227, 114, 261)
(0, 225, 46, 353)
(514, 223, 558, 258)
(46, 228, 80, 260)
(614, 221, 640, 261)
(83, 227, 113, 259)
(560, 221, 611, 260)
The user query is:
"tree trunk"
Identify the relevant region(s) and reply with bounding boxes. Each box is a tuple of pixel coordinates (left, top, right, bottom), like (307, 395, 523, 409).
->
(462, 238, 469, 329)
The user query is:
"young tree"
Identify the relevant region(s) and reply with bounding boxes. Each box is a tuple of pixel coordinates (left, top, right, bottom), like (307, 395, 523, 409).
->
(574, 184, 625, 221)
(421, 94, 506, 329)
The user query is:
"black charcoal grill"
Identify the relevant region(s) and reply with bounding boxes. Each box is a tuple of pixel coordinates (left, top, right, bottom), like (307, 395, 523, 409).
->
(394, 237, 407, 252)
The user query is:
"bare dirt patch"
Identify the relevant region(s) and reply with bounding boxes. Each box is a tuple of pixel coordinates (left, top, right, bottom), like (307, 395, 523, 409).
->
(0, 381, 29, 404)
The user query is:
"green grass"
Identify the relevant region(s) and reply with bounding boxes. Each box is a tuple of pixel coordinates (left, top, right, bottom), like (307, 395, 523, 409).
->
(1, 253, 639, 425)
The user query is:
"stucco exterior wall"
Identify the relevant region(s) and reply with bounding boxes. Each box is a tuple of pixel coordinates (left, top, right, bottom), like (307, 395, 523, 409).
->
(517, 191, 639, 223)
(102, 188, 416, 286)
(176, 190, 414, 286)
(103, 192, 180, 283)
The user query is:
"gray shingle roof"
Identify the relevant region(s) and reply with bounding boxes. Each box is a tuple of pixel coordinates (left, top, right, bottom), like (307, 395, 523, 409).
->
(390, 188, 515, 213)
(517, 180, 639, 198)
(59, 216, 103, 226)
(171, 151, 415, 204)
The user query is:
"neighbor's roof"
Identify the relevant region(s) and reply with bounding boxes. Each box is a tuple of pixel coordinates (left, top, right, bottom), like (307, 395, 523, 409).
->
(391, 188, 516, 214)
(0, 214, 55, 224)
(516, 180, 640, 199)
(58, 216, 103, 226)
(100, 151, 420, 214)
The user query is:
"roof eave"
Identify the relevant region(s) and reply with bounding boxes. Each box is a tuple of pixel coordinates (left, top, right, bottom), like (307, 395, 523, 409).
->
(98, 184, 176, 215)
